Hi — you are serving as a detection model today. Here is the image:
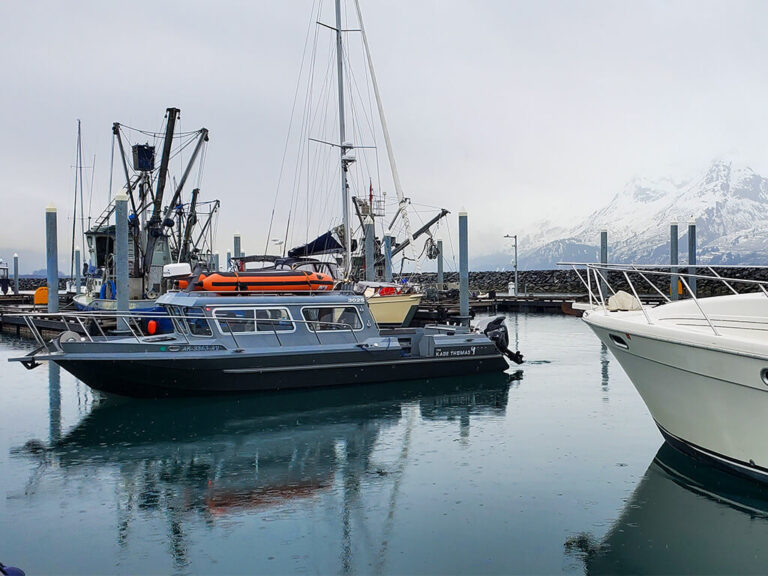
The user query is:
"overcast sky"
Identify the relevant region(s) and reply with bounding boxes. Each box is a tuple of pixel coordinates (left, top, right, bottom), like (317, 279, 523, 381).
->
(3, 0, 768, 272)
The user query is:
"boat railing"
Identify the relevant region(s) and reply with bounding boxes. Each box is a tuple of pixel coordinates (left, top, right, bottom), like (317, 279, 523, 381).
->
(559, 263, 768, 336)
(5, 309, 363, 351)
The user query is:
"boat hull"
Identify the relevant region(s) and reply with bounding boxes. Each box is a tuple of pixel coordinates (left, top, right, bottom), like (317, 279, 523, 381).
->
(367, 294, 422, 326)
(55, 351, 508, 398)
(586, 317, 768, 482)
(73, 294, 160, 313)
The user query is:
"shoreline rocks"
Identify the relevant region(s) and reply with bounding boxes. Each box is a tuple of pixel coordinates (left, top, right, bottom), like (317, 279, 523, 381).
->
(398, 267, 768, 298)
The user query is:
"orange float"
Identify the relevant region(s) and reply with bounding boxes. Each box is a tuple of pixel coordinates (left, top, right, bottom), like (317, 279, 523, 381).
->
(179, 270, 335, 293)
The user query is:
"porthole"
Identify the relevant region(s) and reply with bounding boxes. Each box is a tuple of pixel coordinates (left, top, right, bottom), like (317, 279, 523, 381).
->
(760, 368, 768, 386)
(609, 334, 629, 349)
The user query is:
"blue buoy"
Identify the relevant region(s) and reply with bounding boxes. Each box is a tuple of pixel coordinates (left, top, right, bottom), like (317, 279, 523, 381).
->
(99, 280, 116, 300)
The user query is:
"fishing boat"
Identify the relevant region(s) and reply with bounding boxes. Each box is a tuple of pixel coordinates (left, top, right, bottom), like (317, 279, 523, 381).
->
(9, 290, 515, 398)
(74, 107, 219, 313)
(569, 262, 768, 483)
(354, 281, 423, 326)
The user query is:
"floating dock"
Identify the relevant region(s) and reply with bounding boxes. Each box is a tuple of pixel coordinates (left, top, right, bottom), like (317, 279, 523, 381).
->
(412, 292, 588, 324)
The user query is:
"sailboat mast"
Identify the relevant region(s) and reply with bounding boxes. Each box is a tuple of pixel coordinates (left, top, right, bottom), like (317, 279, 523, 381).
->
(78, 120, 86, 254)
(335, 0, 352, 278)
(70, 120, 81, 279)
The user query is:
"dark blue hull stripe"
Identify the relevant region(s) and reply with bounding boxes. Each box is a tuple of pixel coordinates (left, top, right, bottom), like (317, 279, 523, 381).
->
(656, 421, 768, 482)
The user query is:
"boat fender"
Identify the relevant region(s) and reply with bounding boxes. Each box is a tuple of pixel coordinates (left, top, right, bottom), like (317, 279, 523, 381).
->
(147, 320, 158, 335)
(0, 562, 26, 576)
(99, 280, 116, 300)
(484, 316, 524, 365)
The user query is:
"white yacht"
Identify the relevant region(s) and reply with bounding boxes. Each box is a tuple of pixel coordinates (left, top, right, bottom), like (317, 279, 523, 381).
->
(571, 263, 768, 482)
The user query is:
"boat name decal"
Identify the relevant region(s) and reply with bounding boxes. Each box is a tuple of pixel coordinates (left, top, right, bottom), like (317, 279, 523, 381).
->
(434, 345, 492, 358)
(162, 344, 226, 352)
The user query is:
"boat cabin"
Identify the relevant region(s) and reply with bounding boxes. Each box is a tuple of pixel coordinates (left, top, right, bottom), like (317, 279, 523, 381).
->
(155, 291, 379, 346)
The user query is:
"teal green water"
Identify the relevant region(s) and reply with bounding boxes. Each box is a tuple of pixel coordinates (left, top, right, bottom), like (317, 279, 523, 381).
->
(1, 313, 767, 575)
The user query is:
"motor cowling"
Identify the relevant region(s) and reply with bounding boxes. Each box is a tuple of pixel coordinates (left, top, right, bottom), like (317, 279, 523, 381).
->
(484, 316, 509, 351)
(483, 316, 523, 365)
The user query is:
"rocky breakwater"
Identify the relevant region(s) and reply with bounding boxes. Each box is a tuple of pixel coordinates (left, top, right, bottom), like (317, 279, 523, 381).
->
(400, 267, 768, 299)
(399, 270, 585, 294)
(17, 278, 68, 291)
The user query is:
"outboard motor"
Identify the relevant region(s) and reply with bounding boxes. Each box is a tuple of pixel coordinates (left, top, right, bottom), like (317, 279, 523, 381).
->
(484, 316, 524, 365)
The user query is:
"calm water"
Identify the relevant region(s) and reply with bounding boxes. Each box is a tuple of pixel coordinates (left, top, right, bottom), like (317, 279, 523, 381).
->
(1, 313, 767, 575)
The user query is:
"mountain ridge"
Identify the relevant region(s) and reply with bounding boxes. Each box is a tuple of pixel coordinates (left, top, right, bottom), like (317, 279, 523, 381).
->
(498, 159, 768, 270)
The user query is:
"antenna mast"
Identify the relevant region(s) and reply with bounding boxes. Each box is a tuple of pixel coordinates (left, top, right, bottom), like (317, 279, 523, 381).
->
(335, 0, 353, 279)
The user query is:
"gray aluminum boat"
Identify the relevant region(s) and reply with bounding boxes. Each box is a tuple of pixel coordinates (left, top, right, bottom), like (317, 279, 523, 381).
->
(9, 292, 516, 397)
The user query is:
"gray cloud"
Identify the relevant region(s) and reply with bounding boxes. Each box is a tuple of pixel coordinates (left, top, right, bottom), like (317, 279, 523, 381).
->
(2, 0, 768, 272)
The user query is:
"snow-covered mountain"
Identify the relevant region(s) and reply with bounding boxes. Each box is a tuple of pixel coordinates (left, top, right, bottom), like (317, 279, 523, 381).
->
(517, 160, 768, 269)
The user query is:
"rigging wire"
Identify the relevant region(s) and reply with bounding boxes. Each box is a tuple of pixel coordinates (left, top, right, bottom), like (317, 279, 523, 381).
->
(119, 124, 202, 138)
(196, 140, 207, 190)
(108, 130, 115, 203)
(285, 2, 327, 251)
(177, 115, 183, 207)
(291, 22, 334, 250)
(78, 122, 86, 255)
(69, 121, 80, 280)
(87, 154, 96, 237)
(263, 0, 319, 257)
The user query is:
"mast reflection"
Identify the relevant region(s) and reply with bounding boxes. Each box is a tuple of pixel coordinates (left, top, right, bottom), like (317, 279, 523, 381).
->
(20, 373, 515, 572)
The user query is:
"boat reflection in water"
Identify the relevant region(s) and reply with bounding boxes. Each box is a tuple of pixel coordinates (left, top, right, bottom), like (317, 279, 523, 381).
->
(566, 442, 768, 575)
(19, 370, 517, 570)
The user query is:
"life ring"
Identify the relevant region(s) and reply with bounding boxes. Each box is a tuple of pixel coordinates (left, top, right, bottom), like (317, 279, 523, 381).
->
(99, 280, 116, 300)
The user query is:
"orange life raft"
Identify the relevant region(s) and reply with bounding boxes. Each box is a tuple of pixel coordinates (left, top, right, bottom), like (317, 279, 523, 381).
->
(179, 270, 335, 293)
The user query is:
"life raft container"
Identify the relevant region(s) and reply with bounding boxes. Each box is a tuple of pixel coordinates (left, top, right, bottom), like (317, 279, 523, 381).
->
(179, 270, 335, 293)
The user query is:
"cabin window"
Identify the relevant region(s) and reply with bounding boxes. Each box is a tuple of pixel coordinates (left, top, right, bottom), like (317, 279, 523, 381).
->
(254, 308, 294, 332)
(168, 306, 188, 334)
(212, 307, 295, 334)
(302, 306, 363, 331)
(213, 308, 256, 334)
(185, 307, 212, 337)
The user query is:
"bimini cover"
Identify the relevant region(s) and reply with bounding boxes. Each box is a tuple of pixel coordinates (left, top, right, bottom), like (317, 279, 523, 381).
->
(607, 290, 642, 311)
(289, 226, 356, 258)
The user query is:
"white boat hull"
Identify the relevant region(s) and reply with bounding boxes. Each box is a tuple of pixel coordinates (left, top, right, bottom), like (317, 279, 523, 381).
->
(584, 296, 768, 481)
(73, 293, 159, 313)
